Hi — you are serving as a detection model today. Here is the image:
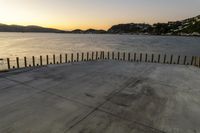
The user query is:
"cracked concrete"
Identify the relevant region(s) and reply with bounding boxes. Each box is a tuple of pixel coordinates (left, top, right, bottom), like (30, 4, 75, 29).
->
(0, 60, 200, 133)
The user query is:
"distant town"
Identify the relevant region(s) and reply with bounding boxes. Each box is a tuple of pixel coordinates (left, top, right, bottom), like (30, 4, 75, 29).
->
(0, 15, 199, 36)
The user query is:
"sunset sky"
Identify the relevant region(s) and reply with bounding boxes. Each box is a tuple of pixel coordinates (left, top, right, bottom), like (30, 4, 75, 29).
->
(0, 0, 200, 30)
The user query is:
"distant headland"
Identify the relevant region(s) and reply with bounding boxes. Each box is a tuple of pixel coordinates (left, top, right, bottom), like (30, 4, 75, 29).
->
(0, 15, 199, 36)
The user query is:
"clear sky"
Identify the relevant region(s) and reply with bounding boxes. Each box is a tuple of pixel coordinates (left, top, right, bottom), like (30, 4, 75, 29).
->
(0, 0, 200, 30)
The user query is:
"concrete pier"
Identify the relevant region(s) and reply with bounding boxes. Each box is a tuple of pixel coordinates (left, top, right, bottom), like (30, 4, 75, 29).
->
(0, 61, 200, 133)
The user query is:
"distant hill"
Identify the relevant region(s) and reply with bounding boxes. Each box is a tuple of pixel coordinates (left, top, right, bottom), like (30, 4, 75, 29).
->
(0, 15, 200, 36)
(108, 15, 200, 36)
(0, 24, 67, 33)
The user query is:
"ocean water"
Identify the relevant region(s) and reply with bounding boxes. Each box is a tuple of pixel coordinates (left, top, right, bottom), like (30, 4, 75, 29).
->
(0, 32, 200, 59)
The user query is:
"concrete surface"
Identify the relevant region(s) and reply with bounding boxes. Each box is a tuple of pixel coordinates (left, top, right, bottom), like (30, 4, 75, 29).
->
(0, 60, 200, 133)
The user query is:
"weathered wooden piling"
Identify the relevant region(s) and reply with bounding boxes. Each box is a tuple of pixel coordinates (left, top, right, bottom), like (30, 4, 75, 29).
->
(140, 53, 142, 62)
(40, 56, 43, 66)
(170, 55, 173, 64)
(77, 53, 79, 62)
(87, 52, 89, 61)
(60, 54, 62, 63)
(151, 54, 154, 63)
(184, 56, 187, 65)
(16, 57, 19, 68)
(46, 55, 49, 65)
(128, 53, 130, 61)
(191, 56, 194, 65)
(107, 52, 110, 60)
(123, 52, 125, 61)
(65, 54, 68, 63)
(145, 54, 148, 62)
(157, 54, 160, 63)
(71, 53, 74, 62)
(177, 56, 180, 64)
(92, 52, 94, 60)
(118, 52, 120, 60)
(32, 56, 35, 67)
(164, 54, 166, 64)
(24, 57, 27, 67)
(134, 53, 136, 62)
(96, 51, 98, 60)
(112, 52, 114, 60)
(82, 53, 84, 61)
(53, 55, 55, 64)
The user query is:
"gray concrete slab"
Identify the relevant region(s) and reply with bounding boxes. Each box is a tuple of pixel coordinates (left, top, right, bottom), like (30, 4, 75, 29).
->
(0, 60, 199, 133)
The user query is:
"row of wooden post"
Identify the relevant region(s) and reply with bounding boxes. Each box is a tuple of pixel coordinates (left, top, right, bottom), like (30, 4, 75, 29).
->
(6, 51, 200, 70)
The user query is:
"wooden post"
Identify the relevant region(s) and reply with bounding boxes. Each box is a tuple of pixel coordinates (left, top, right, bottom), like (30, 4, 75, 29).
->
(91, 52, 94, 60)
(60, 54, 62, 63)
(128, 53, 130, 61)
(107, 52, 110, 60)
(40, 56, 43, 66)
(191, 56, 194, 65)
(118, 52, 120, 60)
(151, 54, 154, 63)
(102, 51, 105, 59)
(112, 52, 114, 60)
(82, 53, 84, 61)
(24, 57, 27, 67)
(199, 57, 200, 68)
(16, 57, 19, 68)
(177, 56, 180, 64)
(158, 54, 160, 63)
(184, 56, 187, 65)
(123, 52, 125, 61)
(53, 54, 55, 64)
(87, 52, 89, 61)
(164, 54, 166, 64)
(134, 53, 136, 62)
(140, 53, 142, 62)
(170, 55, 173, 64)
(77, 53, 79, 62)
(145, 54, 148, 62)
(96, 51, 98, 60)
(32, 56, 35, 67)
(71, 53, 74, 62)
(65, 54, 68, 63)
(7, 58, 10, 70)
(46, 55, 49, 65)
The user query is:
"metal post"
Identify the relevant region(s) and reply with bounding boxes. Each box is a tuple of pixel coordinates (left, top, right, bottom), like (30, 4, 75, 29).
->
(53, 54, 55, 64)
(40, 56, 43, 66)
(24, 57, 27, 67)
(60, 54, 62, 63)
(32, 56, 35, 67)
(46, 55, 49, 65)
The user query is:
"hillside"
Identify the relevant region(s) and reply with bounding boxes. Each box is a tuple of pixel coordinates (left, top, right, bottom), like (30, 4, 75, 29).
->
(0, 24, 67, 33)
(108, 15, 200, 36)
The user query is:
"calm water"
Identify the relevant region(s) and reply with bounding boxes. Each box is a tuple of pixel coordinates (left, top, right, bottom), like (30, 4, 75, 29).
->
(0, 32, 200, 60)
